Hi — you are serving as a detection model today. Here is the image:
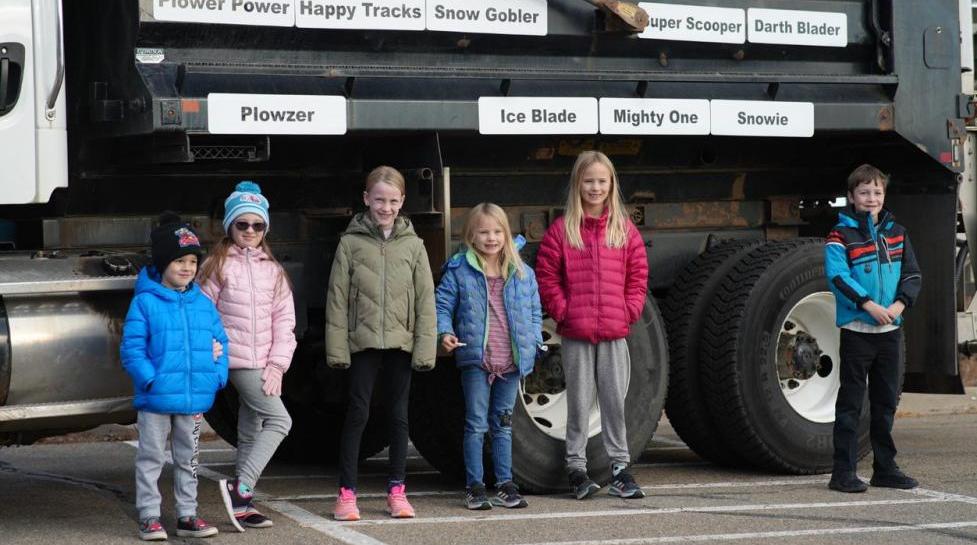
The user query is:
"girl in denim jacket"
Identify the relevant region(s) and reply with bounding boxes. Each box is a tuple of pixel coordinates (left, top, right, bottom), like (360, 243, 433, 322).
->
(436, 203, 543, 510)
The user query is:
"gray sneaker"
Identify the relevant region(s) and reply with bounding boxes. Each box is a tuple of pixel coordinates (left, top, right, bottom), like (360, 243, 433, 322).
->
(465, 483, 492, 510)
(492, 481, 528, 508)
(609, 469, 645, 499)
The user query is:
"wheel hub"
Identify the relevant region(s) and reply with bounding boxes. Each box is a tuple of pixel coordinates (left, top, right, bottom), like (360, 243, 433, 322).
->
(774, 292, 840, 424)
(778, 330, 822, 380)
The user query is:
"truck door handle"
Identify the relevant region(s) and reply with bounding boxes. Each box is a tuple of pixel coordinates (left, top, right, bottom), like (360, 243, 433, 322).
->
(0, 43, 25, 117)
(0, 58, 8, 114)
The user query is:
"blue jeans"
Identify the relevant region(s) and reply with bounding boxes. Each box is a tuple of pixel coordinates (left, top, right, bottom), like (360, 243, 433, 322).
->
(460, 367, 520, 487)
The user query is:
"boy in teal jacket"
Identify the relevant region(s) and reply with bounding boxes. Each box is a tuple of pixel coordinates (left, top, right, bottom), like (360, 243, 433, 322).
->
(824, 165, 921, 493)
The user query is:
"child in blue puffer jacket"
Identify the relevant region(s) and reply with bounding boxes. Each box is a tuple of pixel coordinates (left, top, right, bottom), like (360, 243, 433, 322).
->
(121, 213, 229, 541)
(436, 203, 543, 511)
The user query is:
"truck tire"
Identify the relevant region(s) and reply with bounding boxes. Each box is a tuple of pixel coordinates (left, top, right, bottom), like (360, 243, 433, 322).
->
(699, 239, 870, 474)
(410, 297, 669, 493)
(205, 357, 389, 465)
(662, 238, 762, 466)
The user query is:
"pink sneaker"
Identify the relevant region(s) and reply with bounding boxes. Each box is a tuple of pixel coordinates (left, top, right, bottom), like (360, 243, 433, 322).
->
(386, 484, 416, 518)
(333, 487, 361, 521)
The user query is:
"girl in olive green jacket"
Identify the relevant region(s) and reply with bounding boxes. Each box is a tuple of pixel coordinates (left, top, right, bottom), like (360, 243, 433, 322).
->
(325, 165, 437, 521)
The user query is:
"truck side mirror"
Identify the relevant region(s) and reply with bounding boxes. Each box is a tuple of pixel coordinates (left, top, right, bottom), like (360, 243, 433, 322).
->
(0, 43, 25, 117)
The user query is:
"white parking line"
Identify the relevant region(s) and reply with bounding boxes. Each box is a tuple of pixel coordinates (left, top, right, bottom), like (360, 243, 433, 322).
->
(479, 520, 977, 545)
(123, 439, 391, 545)
(905, 487, 977, 505)
(346, 497, 946, 526)
(270, 476, 830, 502)
(264, 500, 389, 545)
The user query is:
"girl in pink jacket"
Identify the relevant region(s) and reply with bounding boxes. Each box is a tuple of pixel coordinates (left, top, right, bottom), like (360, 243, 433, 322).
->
(535, 151, 648, 501)
(199, 181, 297, 532)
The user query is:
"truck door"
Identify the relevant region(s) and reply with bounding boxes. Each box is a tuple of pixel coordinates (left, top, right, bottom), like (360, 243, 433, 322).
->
(0, 1, 35, 201)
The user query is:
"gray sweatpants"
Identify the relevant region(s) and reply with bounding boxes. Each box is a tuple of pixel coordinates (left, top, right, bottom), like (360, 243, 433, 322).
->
(135, 411, 201, 520)
(231, 369, 292, 489)
(563, 337, 631, 473)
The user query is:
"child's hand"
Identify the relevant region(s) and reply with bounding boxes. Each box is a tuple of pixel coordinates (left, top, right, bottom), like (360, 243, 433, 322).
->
(441, 334, 463, 352)
(212, 339, 223, 362)
(261, 366, 283, 396)
(886, 300, 906, 320)
(862, 301, 893, 325)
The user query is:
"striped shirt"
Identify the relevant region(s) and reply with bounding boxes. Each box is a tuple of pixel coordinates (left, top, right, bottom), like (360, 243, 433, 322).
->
(483, 276, 516, 383)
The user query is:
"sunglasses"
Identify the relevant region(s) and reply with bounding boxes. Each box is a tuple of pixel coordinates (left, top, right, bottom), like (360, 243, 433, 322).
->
(234, 221, 266, 232)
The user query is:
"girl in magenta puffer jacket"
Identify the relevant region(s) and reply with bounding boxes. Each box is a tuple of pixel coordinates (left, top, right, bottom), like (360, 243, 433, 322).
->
(199, 181, 297, 532)
(535, 151, 648, 501)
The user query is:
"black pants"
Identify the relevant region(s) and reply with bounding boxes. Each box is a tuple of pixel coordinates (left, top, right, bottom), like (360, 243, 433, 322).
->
(338, 349, 412, 490)
(832, 328, 902, 475)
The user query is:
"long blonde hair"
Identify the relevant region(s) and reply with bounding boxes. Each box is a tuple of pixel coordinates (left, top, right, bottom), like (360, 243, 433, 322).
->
(563, 150, 629, 249)
(463, 203, 526, 279)
(197, 236, 291, 295)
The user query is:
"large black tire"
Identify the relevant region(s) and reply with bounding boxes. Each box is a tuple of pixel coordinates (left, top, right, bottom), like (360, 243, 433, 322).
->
(205, 340, 389, 465)
(699, 239, 870, 474)
(407, 358, 467, 483)
(662, 239, 763, 466)
(410, 297, 669, 493)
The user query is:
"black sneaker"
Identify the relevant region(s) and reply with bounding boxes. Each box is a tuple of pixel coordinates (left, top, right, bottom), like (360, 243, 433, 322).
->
(219, 478, 251, 532)
(609, 469, 645, 499)
(465, 483, 492, 510)
(238, 504, 274, 528)
(492, 480, 528, 508)
(568, 469, 600, 500)
(828, 473, 868, 493)
(870, 468, 919, 489)
(176, 516, 218, 538)
(138, 517, 167, 541)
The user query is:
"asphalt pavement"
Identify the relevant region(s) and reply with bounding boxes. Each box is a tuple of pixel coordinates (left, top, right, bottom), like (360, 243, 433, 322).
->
(1, 391, 975, 545)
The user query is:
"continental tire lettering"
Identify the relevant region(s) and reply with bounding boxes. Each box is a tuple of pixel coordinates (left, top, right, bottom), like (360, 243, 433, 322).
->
(778, 266, 823, 300)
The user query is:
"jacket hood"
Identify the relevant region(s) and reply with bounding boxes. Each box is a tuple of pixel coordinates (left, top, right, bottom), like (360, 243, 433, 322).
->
(446, 235, 527, 276)
(135, 266, 201, 302)
(344, 212, 416, 240)
(837, 205, 894, 233)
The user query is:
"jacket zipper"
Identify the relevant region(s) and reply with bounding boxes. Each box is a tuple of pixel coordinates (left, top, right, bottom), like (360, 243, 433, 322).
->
(246, 248, 257, 367)
(593, 221, 601, 343)
(869, 219, 886, 304)
(505, 273, 518, 369)
(481, 272, 490, 352)
(379, 238, 386, 349)
(181, 293, 191, 413)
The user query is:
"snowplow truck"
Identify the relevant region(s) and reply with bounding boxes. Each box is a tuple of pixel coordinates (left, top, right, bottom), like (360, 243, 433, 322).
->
(0, 0, 971, 492)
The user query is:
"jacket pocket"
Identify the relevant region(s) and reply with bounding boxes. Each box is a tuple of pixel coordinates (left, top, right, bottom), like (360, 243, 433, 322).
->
(348, 287, 358, 332)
